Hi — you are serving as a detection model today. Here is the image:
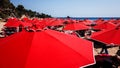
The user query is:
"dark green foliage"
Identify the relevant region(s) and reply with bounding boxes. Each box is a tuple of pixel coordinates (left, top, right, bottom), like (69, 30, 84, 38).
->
(0, 0, 52, 19)
(0, 0, 11, 8)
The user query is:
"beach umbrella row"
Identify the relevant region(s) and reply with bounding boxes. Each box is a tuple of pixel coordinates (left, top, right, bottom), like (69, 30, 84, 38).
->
(90, 19, 120, 46)
(5, 17, 120, 31)
(4, 18, 93, 31)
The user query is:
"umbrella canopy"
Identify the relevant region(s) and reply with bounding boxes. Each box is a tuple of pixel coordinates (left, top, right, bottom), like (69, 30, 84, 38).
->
(84, 21, 93, 26)
(93, 22, 116, 30)
(63, 23, 90, 30)
(47, 19, 64, 26)
(91, 27, 120, 45)
(4, 18, 20, 27)
(18, 21, 32, 27)
(0, 30, 95, 68)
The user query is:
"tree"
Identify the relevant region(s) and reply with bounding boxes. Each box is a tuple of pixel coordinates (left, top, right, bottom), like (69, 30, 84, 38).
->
(0, 0, 52, 18)
(0, 0, 11, 9)
(0, 0, 16, 18)
(9, 3, 15, 10)
(15, 5, 26, 17)
(16, 5, 25, 11)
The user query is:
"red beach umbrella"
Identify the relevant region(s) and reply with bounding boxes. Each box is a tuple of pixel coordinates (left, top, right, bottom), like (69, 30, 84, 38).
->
(20, 21, 32, 27)
(4, 18, 20, 27)
(91, 27, 120, 45)
(47, 19, 64, 26)
(22, 17, 30, 22)
(63, 23, 90, 30)
(93, 22, 116, 30)
(83, 19, 93, 26)
(4, 22, 20, 27)
(0, 30, 95, 68)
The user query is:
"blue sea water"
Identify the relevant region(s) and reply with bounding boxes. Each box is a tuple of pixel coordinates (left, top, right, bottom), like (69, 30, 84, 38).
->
(58, 17, 120, 20)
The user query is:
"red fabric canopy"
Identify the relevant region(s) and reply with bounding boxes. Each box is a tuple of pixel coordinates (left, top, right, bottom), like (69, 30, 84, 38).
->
(4, 18, 20, 27)
(63, 23, 90, 30)
(91, 28, 120, 45)
(47, 19, 64, 26)
(0, 30, 95, 68)
(83, 19, 93, 26)
(93, 22, 116, 30)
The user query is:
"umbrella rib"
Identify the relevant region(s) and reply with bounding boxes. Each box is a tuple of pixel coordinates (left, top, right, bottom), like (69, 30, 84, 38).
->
(44, 30, 94, 63)
(23, 32, 37, 68)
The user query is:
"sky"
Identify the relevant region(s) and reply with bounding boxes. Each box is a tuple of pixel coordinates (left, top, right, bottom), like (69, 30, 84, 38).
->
(10, 0, 120, 17)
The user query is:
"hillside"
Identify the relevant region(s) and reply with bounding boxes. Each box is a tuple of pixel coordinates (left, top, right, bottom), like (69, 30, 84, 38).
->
(0, 0, 51, 19)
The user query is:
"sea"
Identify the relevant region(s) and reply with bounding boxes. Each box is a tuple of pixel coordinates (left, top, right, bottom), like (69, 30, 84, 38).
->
(57, 17, 120, 20)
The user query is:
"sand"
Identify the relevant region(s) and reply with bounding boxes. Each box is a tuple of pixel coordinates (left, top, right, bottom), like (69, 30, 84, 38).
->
(94, 46, 119, 55)
(0, 21, 5, 32)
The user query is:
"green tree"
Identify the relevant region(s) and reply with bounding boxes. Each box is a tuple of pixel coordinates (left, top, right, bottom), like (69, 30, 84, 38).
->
(0, 0, 11, 9)
(15, 5, 26, 17)
(0, 0, 52, 18)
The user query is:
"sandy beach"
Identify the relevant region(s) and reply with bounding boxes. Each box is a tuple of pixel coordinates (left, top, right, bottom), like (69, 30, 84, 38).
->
(94, 46, 119, 56)
(0, 21, 5, 32)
